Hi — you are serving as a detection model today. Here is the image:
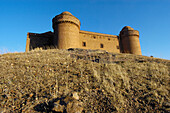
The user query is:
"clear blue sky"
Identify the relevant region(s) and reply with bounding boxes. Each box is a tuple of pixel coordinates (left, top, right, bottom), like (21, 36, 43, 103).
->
(0, 0, 170, 59)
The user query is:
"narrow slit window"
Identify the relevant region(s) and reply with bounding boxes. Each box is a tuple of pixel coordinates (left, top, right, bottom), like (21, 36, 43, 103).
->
(100, 43, 104, 48)
(82, 42, 86, 47)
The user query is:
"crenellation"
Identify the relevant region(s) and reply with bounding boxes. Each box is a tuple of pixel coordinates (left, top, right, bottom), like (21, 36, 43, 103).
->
(26, 11, 142, 55)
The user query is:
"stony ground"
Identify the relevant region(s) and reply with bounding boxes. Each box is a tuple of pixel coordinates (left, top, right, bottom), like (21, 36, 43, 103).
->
(0, 49, 169, 113)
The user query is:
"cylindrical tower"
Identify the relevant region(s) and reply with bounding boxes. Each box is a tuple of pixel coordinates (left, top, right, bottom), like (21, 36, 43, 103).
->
(119, 26, 142, 55)
(52, 11, 81, 49)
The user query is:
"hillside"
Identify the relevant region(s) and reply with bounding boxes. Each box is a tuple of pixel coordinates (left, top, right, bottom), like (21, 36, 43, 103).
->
(0, 49, 169, 113)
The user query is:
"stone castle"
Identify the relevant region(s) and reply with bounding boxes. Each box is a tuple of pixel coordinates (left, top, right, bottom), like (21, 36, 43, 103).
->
(26, 11, 142, 55)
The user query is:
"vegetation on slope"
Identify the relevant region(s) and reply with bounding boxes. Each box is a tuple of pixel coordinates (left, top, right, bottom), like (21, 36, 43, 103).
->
(0, 49, 169, 112)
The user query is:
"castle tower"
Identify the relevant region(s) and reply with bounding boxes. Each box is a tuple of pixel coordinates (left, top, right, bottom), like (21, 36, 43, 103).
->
(119, 26, 142, 55)
(52, 11, 81, 49)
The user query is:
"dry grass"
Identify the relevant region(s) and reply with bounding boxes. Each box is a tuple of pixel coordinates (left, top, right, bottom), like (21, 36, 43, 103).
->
(0, 49, 169, 112)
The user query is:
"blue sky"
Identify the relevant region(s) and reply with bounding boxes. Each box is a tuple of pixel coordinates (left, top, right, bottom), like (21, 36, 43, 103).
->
(0, 0, 170, 59)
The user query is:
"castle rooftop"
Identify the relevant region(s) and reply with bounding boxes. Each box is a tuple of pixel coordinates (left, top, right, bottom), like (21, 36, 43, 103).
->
(122, 26, 134, 31)
(61, 11, 72, 15)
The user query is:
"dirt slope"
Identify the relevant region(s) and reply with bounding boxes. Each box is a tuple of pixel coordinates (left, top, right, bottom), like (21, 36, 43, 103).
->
(0, 49, 169, 113)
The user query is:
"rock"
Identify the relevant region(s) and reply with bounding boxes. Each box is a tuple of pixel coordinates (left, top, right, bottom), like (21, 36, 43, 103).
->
(52, 93, 82, 113)
(64, 96, 73, 104)
(52, 100, 65, 112)
(66, 100, 83, 113)
(29, 93, 34, 97)
(72, 92, 79, 100)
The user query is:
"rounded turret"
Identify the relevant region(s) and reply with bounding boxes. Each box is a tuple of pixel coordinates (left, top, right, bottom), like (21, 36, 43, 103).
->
(52, 11, 81, 49)
(119, 26, 142, 55)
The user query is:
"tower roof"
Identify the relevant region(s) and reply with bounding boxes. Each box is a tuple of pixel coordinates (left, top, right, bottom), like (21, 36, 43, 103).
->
(122, 26, 134, 31)
(61, 11, 72, 15)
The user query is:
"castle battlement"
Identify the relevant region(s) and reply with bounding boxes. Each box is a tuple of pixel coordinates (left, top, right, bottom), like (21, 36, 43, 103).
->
(26, 11, 142, 55)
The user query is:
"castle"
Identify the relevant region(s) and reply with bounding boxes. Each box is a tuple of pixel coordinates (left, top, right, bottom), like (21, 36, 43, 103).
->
(26, 11, 142, 55)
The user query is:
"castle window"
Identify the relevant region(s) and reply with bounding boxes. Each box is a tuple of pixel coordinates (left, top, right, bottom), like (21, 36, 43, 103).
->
(94, 36, 96, 39)
(100, 43, 104, 48)
(82, 42, 86, 47)
(117, 45, 120, 49)
(108, 38, 110, 40)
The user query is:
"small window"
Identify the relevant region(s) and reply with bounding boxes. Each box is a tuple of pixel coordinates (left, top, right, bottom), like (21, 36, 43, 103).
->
(94, 36, 96, 39)
(117, 45, 120, 49)
(82, 42, 86, 47)
(108, 38, 110, 40)
(100, 43, 104, 48)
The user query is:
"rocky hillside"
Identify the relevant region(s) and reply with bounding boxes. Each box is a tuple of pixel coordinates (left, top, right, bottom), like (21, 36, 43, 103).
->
(0, 49, 169, 113)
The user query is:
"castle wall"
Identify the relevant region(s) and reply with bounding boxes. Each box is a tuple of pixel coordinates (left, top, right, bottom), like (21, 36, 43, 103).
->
(25, 33, 31, 52)
(79, 30, 120, 53)
(128, 35, 141, 55)
(53, 11, 81, 49)
(54, 22, 80, 49)
(25, 32, 54, 52)
(120, 27, 142, 55)
(120, 35, 141, 55)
